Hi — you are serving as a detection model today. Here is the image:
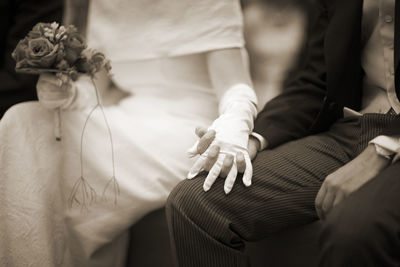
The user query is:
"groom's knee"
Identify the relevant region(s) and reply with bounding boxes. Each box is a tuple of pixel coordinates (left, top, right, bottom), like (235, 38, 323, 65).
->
(166, 174, 231, 238)
(166, 175, 209, 222)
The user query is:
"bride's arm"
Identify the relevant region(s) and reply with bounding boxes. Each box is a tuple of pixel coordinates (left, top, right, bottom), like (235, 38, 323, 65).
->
(206, 48, 253, 101)
(187, 47, 258, 194)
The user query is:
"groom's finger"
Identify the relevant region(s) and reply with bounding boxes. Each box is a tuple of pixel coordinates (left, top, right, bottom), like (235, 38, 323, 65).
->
(315, 183, 326, 219)
(196, 130, 216, 155)
(321, 190, 335, 218)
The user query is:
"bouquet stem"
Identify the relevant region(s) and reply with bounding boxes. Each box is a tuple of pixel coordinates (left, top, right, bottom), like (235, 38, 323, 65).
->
(68, 76, 119, 209)
(54, 108, 62, 141)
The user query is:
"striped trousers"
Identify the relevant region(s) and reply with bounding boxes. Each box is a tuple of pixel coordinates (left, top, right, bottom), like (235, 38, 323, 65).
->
(166, 114, 400, 267)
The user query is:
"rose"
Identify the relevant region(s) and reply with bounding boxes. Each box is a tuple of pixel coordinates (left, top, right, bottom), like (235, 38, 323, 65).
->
(89, 51, 111, 73)
(12, 22, 110, 80)
(63, 32, 86, 65)
(12, 37, 60, 69)
(11, 38, 29, 63)
(27, 23, 52, 38)
(76, 49, 111, 75)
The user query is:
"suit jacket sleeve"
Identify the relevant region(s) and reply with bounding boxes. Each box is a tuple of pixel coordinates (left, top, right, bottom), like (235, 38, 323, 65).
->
(253, 1, 330, 148)
(0, 0, 63, 118)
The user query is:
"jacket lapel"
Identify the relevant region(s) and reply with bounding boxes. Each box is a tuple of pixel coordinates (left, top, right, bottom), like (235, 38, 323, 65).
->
(325, 0, 364, 109)
(395, 0, 399, 70)
(395, 0, 400, 97)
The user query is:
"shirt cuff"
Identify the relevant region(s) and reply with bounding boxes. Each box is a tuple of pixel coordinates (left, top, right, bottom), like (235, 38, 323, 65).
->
(369, 135, 400, 163)
(250, 132, 268, 151)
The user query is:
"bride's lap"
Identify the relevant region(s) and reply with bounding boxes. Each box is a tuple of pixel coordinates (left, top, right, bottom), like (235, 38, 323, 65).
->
(0, 102, 69, 266)
(0, 102, 61, 167)
(1, 99, 209, 195)
(1, 101, 53, 131)
(1, 99, 212, 205)
(0, 99, 214, 263)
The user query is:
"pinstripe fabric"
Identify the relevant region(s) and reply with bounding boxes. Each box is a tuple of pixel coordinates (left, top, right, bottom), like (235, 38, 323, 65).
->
(166, 114, 397, 267)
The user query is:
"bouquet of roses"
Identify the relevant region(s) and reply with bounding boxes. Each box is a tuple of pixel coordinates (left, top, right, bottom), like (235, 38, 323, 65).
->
(12, 22, 118, 208)
(12, 22, 111, 79)
(12, 22, 111, 141)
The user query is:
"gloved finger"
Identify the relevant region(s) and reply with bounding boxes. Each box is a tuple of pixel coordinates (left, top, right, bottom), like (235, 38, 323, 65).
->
(196, 130, 216, 155)
(219, 154, 234, 178)
(195, 126, 208, 138)
(39, 73, 62, 87)
(187, 154, 206, 179)
(203, 155, 224, 191)
(236, 151, 246, 173)
(224, 163, 238, 194)
(37, 79, 62, 94)
(242, 155, 253, 187)
(187, 140, 200, 157)
(37, 89, 71, 110)
(203, 145, 220, 172)
(38, 74, 72, 94)
(187, 130, 216, 157)
(37, 83, 70, 99)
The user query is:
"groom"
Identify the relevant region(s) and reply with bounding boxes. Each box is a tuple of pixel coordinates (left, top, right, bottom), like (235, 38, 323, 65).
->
(166, 0, 400, 266)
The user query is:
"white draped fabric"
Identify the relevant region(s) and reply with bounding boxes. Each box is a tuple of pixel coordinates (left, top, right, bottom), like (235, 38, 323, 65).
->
(0, 0, 244, 266)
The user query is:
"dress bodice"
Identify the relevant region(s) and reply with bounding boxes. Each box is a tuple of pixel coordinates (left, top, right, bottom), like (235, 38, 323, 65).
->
(86, 0, 244, 62)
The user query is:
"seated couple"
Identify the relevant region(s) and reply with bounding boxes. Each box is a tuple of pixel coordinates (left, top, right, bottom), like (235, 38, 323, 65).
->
(1, 0, 399, 266)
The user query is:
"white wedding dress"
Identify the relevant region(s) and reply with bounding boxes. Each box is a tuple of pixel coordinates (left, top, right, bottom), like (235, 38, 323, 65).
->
(0, 0, 244, 266)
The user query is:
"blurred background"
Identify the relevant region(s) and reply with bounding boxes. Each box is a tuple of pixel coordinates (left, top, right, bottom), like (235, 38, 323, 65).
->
(242, 0, 308, 109)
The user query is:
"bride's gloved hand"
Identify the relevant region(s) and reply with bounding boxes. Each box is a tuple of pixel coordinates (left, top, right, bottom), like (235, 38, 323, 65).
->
(187, 84, 258, 194)
(37, 73, 77, 110)
(37, 73, 99, 110)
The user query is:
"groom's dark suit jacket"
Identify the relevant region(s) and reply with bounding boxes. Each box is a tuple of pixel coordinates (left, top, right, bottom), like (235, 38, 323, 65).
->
(0, 0, 63, 118)
(254, 0, 400, 148)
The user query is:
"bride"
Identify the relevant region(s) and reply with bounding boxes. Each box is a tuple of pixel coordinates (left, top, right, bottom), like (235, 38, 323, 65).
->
(0, 0, 258, 266)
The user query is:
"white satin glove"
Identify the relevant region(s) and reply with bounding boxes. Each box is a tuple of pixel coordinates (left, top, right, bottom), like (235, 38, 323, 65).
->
(37, 73, 98, 110)
(187, 84, 258, 194)
(37, 73, 77, 110)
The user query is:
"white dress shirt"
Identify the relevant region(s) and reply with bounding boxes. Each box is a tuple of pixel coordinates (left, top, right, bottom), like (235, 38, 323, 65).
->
(361, 0, 399, 114)
(362, 0, 400, 161)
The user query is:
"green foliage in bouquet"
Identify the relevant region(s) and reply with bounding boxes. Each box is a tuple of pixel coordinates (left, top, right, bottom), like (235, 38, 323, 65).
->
(12, 22, 111, 80)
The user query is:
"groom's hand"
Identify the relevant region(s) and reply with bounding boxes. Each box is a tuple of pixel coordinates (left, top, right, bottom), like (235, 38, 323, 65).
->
(193, 126, 259, 161)
(315, 144, 391, 219)
(247, 135, 260, 160)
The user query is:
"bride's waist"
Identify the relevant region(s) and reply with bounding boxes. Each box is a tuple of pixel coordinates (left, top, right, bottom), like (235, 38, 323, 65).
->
(110, 54, 213, 91)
